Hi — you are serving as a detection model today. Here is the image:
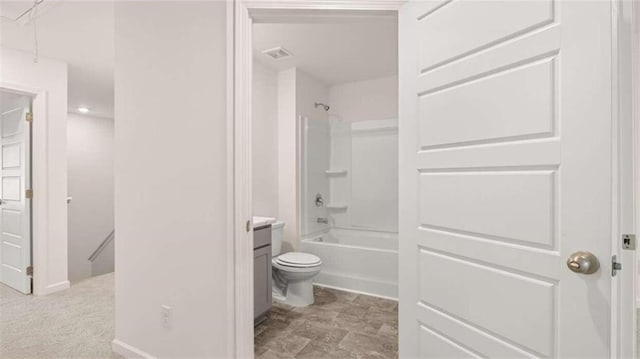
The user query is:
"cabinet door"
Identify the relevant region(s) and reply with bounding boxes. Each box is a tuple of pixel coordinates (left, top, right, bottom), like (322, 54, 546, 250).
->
(253, 245, 272, 320)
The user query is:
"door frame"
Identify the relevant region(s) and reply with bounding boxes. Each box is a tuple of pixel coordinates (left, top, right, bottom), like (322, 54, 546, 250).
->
(229, 0, 635, 357)
(0, 81, 51, 296)
(614, 0, 638, 357)
(229, 1, 404, 356)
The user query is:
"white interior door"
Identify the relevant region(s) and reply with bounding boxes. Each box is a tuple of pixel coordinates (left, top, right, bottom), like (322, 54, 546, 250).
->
(0, 95, 32, 294)
(399, 1, 613, 357)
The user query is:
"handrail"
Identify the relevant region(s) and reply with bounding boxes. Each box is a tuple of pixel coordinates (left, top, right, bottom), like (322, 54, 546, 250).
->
(88, 230, 115, 262)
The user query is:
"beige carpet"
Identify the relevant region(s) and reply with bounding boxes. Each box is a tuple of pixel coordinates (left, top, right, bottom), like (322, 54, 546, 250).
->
(0, 273, 119, 359)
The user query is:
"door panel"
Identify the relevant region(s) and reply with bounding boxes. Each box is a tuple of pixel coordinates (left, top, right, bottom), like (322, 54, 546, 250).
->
(420, 171, 555, 247)
(419, 250, 555, 355)
(0, 93, 32, 294)
(400, 1, 612, 357)
(419, 325, 483, 358)
(419, 59, 555, 148)
(417, 0, 554, 72)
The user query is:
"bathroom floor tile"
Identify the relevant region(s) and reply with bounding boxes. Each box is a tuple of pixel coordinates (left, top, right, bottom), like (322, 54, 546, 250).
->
(338, 332, 398, 358)
(263, 334, 311, 357)
(289, 319, 349, 345)
(256, 349, 295, 359)
(254, 286, 398, 359)
(333, 312, 384, 335)
(377, 323, 398, 340)
(296, 341, 357, 359)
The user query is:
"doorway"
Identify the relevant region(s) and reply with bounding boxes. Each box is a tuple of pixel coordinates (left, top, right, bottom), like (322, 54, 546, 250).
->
(233, 1, 636, 357)
(250, 15, 400, 358)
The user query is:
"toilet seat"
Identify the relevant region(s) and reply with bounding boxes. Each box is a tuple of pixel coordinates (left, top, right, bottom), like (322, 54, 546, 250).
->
(271, 252, 322, 273)
(273, 252, 321, 269)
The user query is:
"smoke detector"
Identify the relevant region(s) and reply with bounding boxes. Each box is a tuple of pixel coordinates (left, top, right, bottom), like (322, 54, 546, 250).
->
(262, 47, 293, 60)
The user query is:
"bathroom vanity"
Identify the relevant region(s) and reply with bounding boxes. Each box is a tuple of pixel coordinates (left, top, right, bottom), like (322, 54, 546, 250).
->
(253, 224, 272, 323)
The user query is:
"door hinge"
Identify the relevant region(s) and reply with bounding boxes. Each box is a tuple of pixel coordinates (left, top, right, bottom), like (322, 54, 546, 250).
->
(622, 234, 636, 250)
(25, 189, 33, 199)
(26, 266, 33, 276)
(612, 255, 622, 277)
(25, 112, 33, 123)
(246, 220, 251, 233)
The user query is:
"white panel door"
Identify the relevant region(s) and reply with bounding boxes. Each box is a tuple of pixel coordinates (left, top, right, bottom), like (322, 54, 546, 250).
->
(399, 1, 612, 357)
(0, 98, 32, 294)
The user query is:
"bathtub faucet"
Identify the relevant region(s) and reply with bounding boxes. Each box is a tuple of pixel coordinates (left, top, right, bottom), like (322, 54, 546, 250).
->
(317, 217, 329, 224)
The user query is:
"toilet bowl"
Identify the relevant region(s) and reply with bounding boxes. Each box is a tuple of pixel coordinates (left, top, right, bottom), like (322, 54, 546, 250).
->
(270, 222, 322, 306)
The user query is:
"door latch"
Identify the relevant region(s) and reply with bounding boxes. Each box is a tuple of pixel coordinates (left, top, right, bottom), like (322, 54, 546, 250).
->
(612, 255, 622, 277)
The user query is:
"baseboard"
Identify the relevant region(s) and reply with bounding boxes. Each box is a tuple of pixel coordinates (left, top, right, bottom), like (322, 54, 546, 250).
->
(313, 282, 398, 301)
(36, 280, 70, 296)
(112, 339, 156, 359)
(314, 271, 398, 300)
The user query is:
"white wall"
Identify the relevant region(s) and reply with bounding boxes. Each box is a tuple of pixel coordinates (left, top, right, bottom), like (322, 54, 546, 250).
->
(67, 113, 114, 283)
(329, 76, 398, 123)
(277, 68, 298, 252)
(113, 2, 231, 358)
(0, 47, 69, 295)
(252, 61, 279, 218)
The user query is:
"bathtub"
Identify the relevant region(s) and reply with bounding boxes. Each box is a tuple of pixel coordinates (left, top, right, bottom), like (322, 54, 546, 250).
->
(300, 228, 398, 299)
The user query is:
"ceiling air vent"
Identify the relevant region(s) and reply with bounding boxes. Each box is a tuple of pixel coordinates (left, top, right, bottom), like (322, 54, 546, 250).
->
(262, 47, 293, 60)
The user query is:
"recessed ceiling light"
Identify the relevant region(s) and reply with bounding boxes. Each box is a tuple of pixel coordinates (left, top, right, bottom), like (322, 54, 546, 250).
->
(77, 107, 90, 113)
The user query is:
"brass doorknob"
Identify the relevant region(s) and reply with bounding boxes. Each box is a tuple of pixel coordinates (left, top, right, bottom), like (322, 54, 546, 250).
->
(567, 251, 600, 274)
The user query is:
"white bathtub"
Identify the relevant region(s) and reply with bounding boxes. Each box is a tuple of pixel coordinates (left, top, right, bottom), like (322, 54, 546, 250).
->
(300, 228, 398, 299)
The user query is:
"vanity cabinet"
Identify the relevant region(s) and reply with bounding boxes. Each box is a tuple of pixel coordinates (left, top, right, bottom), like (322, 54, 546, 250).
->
(253, 225, 272, 322)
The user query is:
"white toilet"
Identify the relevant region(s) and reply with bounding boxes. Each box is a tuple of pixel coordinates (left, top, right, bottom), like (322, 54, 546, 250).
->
(270, 221, 322, 306)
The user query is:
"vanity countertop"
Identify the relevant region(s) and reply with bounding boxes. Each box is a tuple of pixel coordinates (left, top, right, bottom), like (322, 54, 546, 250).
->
(253, 216, 276, 229)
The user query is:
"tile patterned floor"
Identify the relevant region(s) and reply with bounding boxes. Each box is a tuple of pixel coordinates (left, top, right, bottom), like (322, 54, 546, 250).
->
(255, 286, 398, 359)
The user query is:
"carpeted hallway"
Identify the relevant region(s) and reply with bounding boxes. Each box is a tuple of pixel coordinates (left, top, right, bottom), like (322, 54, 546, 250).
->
(0, 273, 118, 359)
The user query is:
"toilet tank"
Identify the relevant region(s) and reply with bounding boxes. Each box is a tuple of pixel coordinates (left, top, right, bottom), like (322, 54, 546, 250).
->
(271, 221, 285, 257)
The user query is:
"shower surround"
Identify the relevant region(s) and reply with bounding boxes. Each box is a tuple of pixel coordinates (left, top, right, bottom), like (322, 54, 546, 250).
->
(299, 112, 399, 299)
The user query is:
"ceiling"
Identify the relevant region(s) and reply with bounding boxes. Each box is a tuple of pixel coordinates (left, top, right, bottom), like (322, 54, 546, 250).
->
(0, 4, 396, 117)
(253, 18, 398, 86)
(0, 1, 114, 118)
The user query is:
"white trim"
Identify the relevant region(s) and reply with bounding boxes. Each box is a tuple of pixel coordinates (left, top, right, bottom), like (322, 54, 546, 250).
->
(0, 81, 53, 296)
(633, 3, 640, 358)
(231, 1, 405, 357)
(111, 339, 156, 359)
(243, 0, 405, 11)
(225, 1, 237, 358)
(232, 1, 254, 358)
(613, 0, 637, 357)
(41, 280, 70, 295)
(313, 283, 398, 302)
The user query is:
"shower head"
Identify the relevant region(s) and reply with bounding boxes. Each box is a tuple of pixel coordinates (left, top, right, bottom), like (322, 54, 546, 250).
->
(314, 102, 330, 111)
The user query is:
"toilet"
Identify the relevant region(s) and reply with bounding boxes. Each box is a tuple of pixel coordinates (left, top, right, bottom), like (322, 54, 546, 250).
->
(270, 221, 322, 306)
